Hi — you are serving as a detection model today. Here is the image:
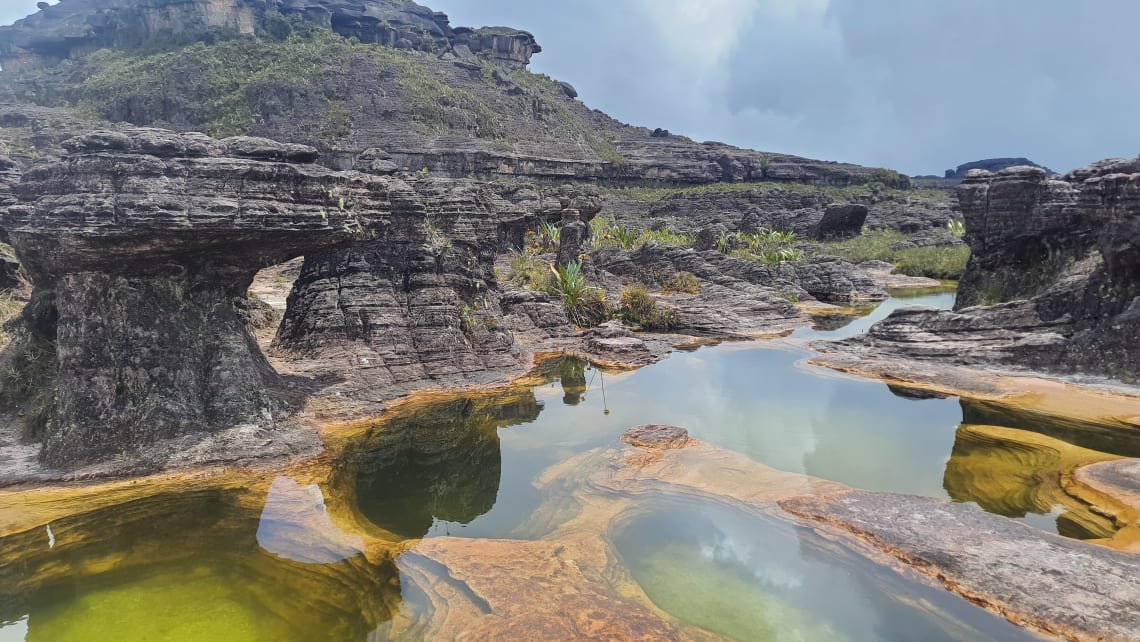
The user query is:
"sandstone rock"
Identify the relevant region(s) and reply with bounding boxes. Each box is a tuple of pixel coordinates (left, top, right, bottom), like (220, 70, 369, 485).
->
(840, 157, 1140, 380)
(781, 491, 1140, 642)
(1, 128, 376, 467)
(555, 209, 589, 267)
(274, 176, 527, 397)
(620, 424, 690, 450)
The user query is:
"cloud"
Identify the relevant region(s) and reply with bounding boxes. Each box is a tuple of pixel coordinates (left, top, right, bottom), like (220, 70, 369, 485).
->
(633, 0, 760, 68)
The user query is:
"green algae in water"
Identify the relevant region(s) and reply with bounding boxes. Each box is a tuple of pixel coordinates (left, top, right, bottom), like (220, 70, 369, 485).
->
(21, 567, 292, 642)
(614, 501, 1041, 642)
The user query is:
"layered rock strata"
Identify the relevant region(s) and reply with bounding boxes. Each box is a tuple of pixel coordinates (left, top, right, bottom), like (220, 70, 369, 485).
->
(0, 0, 540, 73)
(842, 161, 1140, 380)
(2, 128, 379, 466)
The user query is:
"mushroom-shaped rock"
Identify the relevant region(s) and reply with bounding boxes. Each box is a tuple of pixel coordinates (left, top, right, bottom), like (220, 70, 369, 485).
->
(2, 128, 389, 466)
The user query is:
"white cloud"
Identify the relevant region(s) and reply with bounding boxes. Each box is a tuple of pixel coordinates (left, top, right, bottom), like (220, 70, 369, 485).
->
(634, 0, 761, 68)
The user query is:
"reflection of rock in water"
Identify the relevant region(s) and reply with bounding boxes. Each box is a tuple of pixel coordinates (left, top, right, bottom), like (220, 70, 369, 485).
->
(961, 399, 1140, 458)
(809, 313, 859, 332)
(559, 359, 588, 405)
(345, 392, 543, 538)
(942, 423, 1119, 539)
(0, 487, 401, 639)
(886, 384, 950, 401)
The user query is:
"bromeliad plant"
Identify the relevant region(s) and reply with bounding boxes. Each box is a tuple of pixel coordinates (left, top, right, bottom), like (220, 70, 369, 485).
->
(549, 260, 607, 327)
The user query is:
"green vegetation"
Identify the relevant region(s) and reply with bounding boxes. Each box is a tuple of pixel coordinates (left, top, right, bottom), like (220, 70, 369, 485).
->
(619, 287, 679, 330)
(590, 217, 695, 251)
(947, 218, 966, 238)
(603, 181, 907, 204)
(664, 271, 701, 295)
(508, 251, 548, 289)
(726, 229, 804, 266)
(822, 229, 971, 279)
(549, 261, 607, 327)
(0, 333, 57, 442)
(77, 28, 500, 139)
(513, 69, 628, 165)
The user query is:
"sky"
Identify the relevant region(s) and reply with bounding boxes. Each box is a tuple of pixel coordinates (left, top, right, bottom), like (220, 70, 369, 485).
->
(4, 0, 1139, 174)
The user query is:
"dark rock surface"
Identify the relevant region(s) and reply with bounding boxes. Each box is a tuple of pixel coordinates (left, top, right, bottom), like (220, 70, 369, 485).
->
(555, 208, 589, 267)
(594, 242, 884, 306)
(781, 491, 1140, 641)
(614, 186, 954, 240)
(1, 128, 374, 466)
(841, 160, 1140, 381)
(620, 424, 690, 450)
(815, 203, 867, 240)
(944, 157, 1055, 180)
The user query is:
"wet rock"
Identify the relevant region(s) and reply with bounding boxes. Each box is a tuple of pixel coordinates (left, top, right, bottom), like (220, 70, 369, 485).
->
(620, 424, 691, 450)
(781, 491, 1140, 641)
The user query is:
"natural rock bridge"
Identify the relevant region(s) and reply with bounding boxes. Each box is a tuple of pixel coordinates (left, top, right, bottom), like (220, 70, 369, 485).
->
(2, 128, 526, 467)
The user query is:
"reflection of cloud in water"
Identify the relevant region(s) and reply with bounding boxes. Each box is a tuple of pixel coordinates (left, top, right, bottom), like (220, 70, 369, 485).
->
(0, 616, 28, 642)
(698, 512, 805, 591)
(257, 476, 365, 564)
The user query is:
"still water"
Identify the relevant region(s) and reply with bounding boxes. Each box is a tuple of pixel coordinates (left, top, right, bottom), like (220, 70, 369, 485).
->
(1, 289, 1129, 640)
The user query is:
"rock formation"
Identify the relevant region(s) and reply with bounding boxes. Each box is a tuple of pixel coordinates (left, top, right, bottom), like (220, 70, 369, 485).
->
(944, 157, 1055, 180)
(842, 161, 1140, 381)
(1, 128, 380, 466)
(0, 0, 540, 72)
(273, 176, 526, 398)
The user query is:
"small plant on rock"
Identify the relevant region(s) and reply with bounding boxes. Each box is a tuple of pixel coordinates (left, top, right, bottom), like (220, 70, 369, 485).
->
(619, 286, 679, 330)
(549, 260, 607, 327)
(540, 220, 561, 250)
(664, 271, 701, 294)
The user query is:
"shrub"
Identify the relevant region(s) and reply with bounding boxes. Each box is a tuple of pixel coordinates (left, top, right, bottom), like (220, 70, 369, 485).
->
(509, 251, 548, 289)
(821, 230, 970, 279)
(549, 260, 606, 327)
(619, 286, 679, 330)
(664, 271, 701, 294)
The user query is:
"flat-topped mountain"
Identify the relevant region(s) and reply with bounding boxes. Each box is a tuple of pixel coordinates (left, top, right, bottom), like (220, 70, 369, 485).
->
(0, 0, 906, 187)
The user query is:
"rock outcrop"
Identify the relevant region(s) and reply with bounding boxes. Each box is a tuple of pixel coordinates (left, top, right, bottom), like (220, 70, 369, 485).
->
(842, 160, 1140, 381)
(274, 176, 526, 398)
(0, 0, 540, 73)
(1, 128, 378, 466)
(944, 157, 1055, 181)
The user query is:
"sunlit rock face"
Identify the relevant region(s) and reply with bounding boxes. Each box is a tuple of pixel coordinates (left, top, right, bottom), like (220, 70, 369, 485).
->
(2, 128, 384, 467)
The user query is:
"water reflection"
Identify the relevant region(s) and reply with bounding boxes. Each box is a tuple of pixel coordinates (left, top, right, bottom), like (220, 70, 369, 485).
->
(0, 487, 401, 641)
(614, 500, 1038, 642)
(337, 393, 540, 539)
(793, 290, 957, 341)
(257, 477, 365, 564)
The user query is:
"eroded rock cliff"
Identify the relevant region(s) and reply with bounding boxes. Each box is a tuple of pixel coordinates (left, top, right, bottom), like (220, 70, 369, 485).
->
(2, 128, 379, 466)
(840, 161, 1140, 381)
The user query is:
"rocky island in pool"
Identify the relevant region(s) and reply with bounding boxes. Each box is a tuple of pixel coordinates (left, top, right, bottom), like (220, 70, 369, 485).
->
(0, 1, 1139, 640)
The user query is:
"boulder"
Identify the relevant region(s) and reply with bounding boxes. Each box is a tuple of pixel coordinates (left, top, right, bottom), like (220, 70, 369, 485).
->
(815, 204, 868, 240)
